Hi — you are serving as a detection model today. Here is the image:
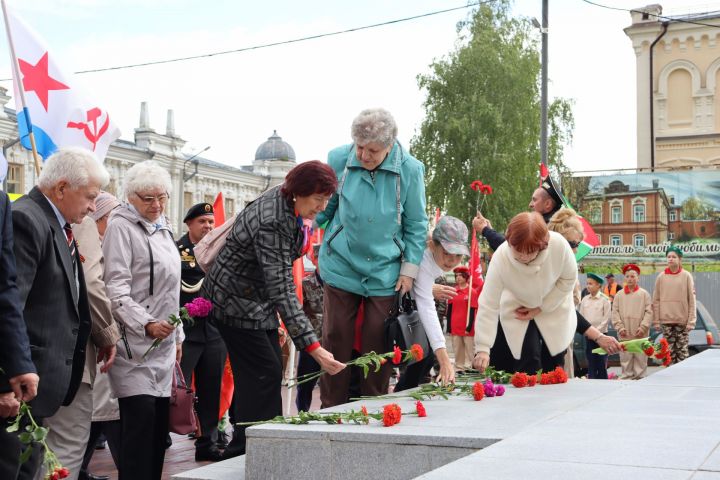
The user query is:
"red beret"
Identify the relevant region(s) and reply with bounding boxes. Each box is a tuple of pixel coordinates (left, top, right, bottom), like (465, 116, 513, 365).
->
(453, 266, 470, 275)
(622, 264, 640, 275)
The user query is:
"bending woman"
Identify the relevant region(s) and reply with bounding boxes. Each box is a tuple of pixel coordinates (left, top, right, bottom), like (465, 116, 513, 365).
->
(472, 212, 577, 372)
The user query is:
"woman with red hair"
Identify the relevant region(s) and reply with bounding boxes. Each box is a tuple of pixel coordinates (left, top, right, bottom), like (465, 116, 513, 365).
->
(202, 160, 345, 458)
(472, 212, 578, 373)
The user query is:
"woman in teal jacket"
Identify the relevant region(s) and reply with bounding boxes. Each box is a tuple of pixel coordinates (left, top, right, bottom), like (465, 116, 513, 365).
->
(317, 108, 428, 407)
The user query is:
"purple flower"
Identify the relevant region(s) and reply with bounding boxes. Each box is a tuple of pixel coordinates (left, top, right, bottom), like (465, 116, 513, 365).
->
(494, 385, 505, 397)
(185, 297, 213, 318)
(483, 379, 495, 398)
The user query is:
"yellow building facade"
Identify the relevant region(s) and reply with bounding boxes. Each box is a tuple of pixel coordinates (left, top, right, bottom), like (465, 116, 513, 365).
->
(626, 5, 720, 170)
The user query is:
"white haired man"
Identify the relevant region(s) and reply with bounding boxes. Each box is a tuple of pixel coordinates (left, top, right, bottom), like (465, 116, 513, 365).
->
(2, 147, 109, 479)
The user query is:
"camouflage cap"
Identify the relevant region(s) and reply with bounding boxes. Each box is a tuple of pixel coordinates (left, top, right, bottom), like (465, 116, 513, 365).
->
(432, 216, 470, 256)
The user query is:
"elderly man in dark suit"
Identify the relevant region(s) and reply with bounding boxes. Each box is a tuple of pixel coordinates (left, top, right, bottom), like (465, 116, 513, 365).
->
(2, 147, 109, 479)
(0, 190, 40, 478)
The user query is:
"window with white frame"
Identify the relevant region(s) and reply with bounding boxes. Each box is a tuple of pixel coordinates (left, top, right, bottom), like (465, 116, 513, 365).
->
(633, 203, 645, 223)
(610, 235, 622, 246)
(611, 206, 622, 224)
(633, 234, 646, 248)
(669, 232, 675, 240)
(669, 210, 677, 222)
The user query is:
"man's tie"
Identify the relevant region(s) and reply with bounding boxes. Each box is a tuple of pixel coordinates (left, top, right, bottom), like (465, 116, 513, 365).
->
(63, 223, 76, 261)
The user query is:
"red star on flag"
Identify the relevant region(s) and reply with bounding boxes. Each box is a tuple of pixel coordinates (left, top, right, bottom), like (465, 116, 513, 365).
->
(18, 52, 69, 112)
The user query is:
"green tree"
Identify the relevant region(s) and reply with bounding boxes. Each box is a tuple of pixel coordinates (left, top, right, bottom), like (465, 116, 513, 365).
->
(681, 196, 712, 221)
(411, 1, 574, 231)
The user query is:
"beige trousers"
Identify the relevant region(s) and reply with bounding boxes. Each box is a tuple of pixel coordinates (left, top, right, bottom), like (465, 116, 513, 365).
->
(452, 335, 475, 371)
(36, 382, 92, 480)
(619, 351, 647, 380)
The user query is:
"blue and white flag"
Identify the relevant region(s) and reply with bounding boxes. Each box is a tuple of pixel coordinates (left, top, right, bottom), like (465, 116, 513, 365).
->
(4, 6, 120, 161)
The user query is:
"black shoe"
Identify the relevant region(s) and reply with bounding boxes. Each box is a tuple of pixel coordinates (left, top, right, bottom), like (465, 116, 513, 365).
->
(79, 473, 110, 480)
(221, 445, 245, 460)
(94, 440, 106, 450)
(195, 445, 224, 462)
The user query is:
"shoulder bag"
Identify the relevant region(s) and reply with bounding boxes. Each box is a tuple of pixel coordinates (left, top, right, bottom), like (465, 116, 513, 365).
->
(383, 293, 430, 366)
(169, 361, 200, 436)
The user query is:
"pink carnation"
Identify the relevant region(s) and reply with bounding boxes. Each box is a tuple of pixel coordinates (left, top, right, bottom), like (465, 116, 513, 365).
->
(185, 297, 213, 318)
(483, 379, 496, 398)
(494, 385, 505, 397)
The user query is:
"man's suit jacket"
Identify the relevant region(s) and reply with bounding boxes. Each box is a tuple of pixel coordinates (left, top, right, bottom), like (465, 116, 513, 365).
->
(12, 187, 92, 418)
(0, 191, 35, 396)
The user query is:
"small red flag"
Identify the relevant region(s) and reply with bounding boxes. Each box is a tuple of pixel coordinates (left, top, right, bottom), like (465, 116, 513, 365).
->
(213, 192, 226, 226)
(539, 163, 549, 186)
(218, 356, 234, 419)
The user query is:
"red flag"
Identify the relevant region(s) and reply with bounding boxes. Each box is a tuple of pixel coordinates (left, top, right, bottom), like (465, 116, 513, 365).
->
(469, 229, 483, 285)
(212, 191, 232, 418)
(218, 357, 234, 419)
(213, 192, 226, 226)
(539, 163, 549, 187)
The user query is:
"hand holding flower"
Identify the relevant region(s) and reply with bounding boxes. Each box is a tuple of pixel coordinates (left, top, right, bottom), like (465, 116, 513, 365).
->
(309, 347, 345, 375)
(596, 335, 621, 355)
(145, 320, 175, 340)
(472, 351, 490, 372)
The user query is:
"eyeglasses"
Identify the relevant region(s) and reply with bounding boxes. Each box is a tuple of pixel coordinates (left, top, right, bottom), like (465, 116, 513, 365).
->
(567, 240, 580, 249)
(136, 193, 169, 205)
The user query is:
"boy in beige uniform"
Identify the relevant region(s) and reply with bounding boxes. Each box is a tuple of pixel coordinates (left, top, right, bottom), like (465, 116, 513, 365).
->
(611, 264, 653, 379)
(579, 273, 611, 379)
(652, 245, 696, 365)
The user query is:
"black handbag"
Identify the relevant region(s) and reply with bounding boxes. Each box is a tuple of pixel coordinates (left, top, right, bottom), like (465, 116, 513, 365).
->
(384, 293, 430, 366)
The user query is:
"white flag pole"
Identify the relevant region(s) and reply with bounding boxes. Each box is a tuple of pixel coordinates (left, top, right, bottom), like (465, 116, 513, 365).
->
(1, 0, 42, 176)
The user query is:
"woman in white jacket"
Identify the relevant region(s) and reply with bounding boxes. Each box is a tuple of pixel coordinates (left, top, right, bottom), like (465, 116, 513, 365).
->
(472, 212, 577, 372)
(103, 161, 183, 480)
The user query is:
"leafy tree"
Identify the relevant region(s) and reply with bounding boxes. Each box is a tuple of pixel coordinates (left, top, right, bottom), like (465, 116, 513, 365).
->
(681, 196, 712, 221)
(411, 0, 574, 231)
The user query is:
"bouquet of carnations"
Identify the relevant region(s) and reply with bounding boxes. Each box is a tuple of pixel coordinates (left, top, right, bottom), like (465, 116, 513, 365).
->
(592, 337, 671, 366)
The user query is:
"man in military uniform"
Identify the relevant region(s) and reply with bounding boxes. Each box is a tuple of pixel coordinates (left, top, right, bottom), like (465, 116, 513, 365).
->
(177, 203, 226, 462)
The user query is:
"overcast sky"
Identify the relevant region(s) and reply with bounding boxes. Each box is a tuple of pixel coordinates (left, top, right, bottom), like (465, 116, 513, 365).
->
(1, 0, 717, 174)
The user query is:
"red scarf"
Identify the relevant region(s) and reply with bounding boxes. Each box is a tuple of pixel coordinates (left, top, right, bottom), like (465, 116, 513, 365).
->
(623, 285, 639, 294)
(664, 267, 682, 275)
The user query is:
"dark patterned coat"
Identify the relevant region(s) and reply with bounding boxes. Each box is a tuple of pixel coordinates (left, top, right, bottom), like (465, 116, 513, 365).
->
(201, 186, 317, 349)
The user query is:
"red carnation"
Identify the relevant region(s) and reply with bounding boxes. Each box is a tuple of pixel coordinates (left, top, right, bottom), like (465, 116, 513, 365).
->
(480, 185, 493, 195)
(382, 403, 402, 427)
(337, 418, 342, 424)
(643, 347, 655, 356)
(415, 401, 427, 417)
(510, 372, 529, 388)
(361, 405, 368, 416)
(470, 180, 484, 191)
(551, 367, 568, 384)
(58, 468, 70, 479)
(472, 381, 485, 401)
(539, 373, 552, 385)
(392, 345, 402, 365)
(663, 356, 672, 367)
(410, 343, 424, 362)
(527, 375, 537, 387)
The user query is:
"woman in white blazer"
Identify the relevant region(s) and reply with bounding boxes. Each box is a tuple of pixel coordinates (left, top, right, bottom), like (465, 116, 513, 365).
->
(472, 212, 577, 372)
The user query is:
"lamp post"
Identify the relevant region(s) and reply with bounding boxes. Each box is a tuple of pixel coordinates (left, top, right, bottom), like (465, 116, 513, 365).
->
(2, 137, 20, 192)
(182, 146, 210, 183)
(539, 0, 549, 168)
